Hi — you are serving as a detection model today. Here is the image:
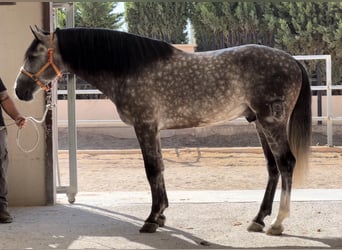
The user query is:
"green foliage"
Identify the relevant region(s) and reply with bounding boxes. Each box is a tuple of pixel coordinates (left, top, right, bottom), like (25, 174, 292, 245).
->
(273, 2, 342, 84)
(56, 8, 66, 28)
(75, 2, 123, 29)
(125, 2, 189, 44)
(190, 2, 274, 51)
(190, 2, 342, 84)
(55, 2, 342, 84)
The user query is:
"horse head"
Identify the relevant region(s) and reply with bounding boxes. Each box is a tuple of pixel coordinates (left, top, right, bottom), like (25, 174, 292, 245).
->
(15, 27, 63, 101)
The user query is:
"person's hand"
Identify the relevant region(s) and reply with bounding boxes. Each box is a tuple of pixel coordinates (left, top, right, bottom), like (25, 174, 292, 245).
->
(15, 116, 27, 128)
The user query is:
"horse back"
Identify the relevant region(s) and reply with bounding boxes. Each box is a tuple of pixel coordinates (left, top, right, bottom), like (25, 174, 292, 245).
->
(116, 45, 302, 130)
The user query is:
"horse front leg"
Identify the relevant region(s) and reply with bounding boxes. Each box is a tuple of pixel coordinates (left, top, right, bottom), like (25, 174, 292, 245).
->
(134, 123, 168, 233)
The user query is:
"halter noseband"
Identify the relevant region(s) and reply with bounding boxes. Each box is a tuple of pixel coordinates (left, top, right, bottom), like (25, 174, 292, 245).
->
(21, 33, 62, 92)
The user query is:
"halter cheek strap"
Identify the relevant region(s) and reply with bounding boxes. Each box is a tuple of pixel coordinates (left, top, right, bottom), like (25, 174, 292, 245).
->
(21, 33, 62, 92)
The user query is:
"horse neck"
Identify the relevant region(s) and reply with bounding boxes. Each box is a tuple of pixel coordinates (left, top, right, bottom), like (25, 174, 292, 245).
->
(68, 69, 124, 103)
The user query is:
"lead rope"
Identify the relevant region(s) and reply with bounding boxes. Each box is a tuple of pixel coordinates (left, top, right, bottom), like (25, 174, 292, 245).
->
(16, 103, 52, 153)
(16, 89, 54, 153)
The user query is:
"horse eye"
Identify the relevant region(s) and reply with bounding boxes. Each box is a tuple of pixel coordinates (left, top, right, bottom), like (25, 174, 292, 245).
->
(27, 55, 36, 61)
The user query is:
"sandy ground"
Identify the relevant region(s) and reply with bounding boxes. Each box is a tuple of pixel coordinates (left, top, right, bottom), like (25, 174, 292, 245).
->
(2, 125, 341, 249)
(57, 123, 342, 192)
(55, 147, 342, 249)
(3, 199, 342, 249)
(57, 148, 342, 192)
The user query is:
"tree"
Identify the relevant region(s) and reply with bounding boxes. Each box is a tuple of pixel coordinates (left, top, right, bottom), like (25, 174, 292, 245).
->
(190, 2, 274, 51)
(125, 2, 189, 44)
(272, 2, 342, 84)
(75, 2, 123, 29)
(189, 2, 229, 50)
(55, 8, 66, 28)
(190, 2, 342, 84)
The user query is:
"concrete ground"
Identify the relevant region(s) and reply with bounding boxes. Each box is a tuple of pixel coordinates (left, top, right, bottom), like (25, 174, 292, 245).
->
(1, 189, 342, 249)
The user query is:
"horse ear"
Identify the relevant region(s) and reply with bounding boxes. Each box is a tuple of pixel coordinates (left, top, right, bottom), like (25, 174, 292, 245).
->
(34, 25, 41, 31)
(30, 25, 38, 39)
(29, 25, 46, 42)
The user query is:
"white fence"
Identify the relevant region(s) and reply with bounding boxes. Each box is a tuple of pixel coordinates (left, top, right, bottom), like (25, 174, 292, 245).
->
(294, 55, 342, 145)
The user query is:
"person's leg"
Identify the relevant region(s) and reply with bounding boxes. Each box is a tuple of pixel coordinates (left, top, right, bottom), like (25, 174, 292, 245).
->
(0, 128, 12, 223)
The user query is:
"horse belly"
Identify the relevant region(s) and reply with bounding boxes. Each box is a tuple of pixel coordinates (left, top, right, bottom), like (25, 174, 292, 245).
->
(160, 103, 248, 130)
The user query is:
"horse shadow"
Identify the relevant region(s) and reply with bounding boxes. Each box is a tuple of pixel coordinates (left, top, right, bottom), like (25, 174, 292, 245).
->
(269, 233, 342, 249)
(4, 203, 342, 249)
(4, 204, 228, 249)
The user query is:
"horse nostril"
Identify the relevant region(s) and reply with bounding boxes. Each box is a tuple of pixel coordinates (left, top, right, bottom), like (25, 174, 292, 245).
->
(15, 88, 32, 101)
(15, 88, 21, 99)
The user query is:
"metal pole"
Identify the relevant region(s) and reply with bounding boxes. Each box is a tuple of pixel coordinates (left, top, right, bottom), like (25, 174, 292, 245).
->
(46, 2, 57, 205)
(316, 62, 322, 126)
(326, 55, 333, 146)
(294, 55, 333, 146)
(65, 3, 78, 203)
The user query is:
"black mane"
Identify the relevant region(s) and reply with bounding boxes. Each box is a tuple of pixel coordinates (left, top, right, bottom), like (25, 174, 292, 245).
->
(55, 28, 176, 77)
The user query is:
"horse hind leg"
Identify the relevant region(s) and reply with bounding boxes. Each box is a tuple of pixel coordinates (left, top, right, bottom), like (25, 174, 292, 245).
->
(134, 123, 168, 233)
(247, 124, 279, 233)
(259, 122, 296, 235)
(267, 158, 294, 235)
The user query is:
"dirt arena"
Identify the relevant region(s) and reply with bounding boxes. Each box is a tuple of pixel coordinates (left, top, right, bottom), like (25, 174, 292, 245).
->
(59, 122, 342, 192)
(57, 148, 342, 192)
(57, 123, 342, 192)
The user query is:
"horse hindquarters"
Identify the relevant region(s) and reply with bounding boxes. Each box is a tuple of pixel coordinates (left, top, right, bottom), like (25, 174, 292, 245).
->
(248, 61, 311, 235)
(268, 62, 311, 235)
(134, 123, 169, 233)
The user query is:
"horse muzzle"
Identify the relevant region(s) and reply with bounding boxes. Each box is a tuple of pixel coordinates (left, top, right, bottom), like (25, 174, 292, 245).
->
(15, 87, 34, 101)
(14, 76, 35, 101)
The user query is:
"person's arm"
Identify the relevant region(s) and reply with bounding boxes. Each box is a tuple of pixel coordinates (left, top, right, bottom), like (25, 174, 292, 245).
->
(0, 90, 26, 128)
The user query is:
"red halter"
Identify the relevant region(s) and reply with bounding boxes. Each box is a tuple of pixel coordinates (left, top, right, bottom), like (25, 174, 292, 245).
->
(21, 33, 62, 92)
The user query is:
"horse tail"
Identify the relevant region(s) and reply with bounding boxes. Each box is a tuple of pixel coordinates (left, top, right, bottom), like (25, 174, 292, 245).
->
(288, 61, 312, 184)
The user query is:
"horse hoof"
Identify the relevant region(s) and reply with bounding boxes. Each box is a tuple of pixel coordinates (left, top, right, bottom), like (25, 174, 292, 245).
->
(157, 214, 166, 227)
(247, 222, 264, 232)
(266, 224, 284, 235)
(139, 222, 159, 233)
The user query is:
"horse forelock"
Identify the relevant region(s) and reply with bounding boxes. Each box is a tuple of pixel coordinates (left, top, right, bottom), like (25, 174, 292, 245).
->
(55, 28, 175, 77)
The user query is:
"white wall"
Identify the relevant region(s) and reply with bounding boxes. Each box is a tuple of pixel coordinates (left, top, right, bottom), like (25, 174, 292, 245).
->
(0, 3, 47, 206)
